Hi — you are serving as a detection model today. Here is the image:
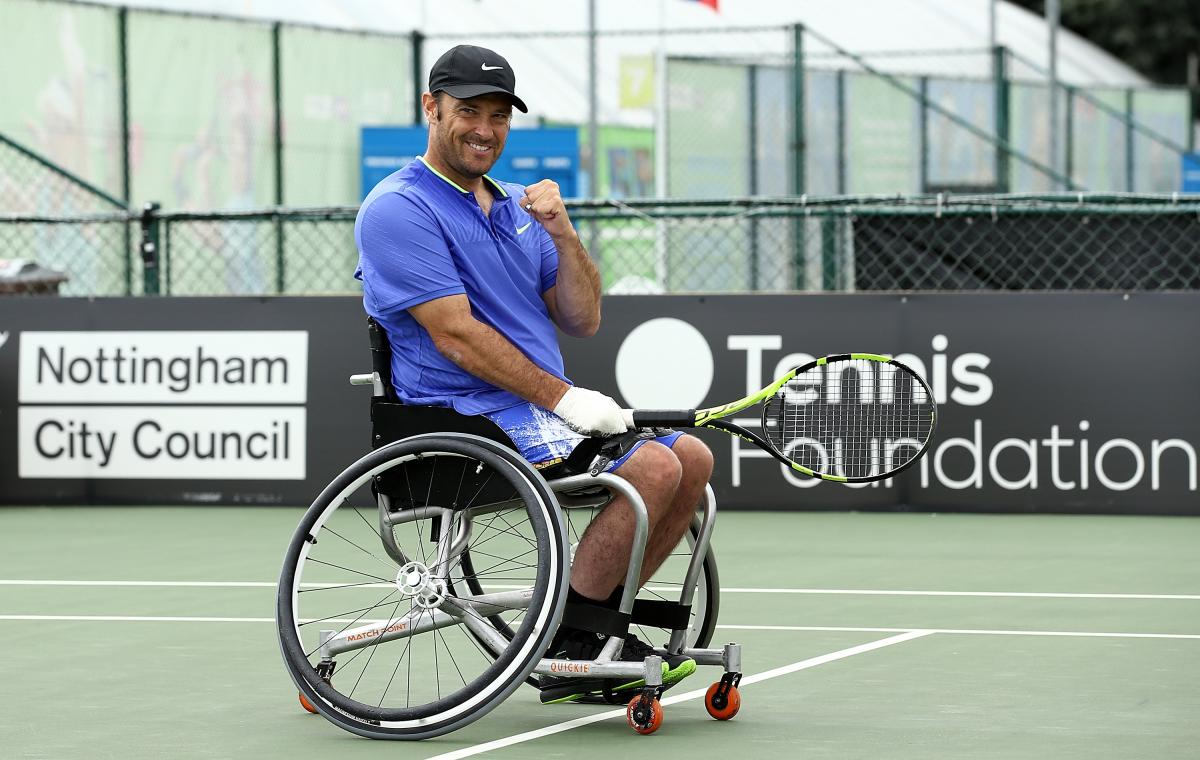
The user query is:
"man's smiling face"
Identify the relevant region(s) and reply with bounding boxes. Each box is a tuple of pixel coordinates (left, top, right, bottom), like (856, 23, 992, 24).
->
(427, 92, 514, 182)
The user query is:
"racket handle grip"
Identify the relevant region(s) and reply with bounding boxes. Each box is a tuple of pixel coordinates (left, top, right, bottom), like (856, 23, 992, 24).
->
(630, 410, 697, 428)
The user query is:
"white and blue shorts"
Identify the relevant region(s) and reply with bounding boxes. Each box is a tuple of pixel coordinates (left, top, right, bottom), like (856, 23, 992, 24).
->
(483, 401, 683, 472)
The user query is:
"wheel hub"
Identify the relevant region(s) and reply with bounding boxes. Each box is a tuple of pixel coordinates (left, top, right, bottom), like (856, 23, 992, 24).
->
(396, 561, 447, 610)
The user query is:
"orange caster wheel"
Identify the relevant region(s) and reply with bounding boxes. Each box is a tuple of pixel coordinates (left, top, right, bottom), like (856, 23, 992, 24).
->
(705, 679, 741, 720)
(298, 692, 318, 714)
(627, 693, 664, 735)
(299, 659, 335, 714)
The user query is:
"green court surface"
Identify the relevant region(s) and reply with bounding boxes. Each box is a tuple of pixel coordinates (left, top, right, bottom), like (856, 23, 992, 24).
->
(2, 508, 1198, 759)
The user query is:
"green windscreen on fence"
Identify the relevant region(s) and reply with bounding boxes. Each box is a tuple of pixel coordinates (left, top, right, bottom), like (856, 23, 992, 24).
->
(664, 58, 756, 291)
(1009, 83, 1055, 193)
(128, 12, 276, 212)
(805, 69, 839, 194)
(751, 65, 795, 290)
(0, 0, 123, 205)
(666, 58, 751, 197)
(844, 72, 919, 194)
(925, 77, 995, 191)
(280, 26, 412, 207)
(664, 58, 751, 291)
(127, 13, 277, 295)
(1132, 89, 1190, 192)
(3, 1, 1198, 249)
(753, 65, 791, 196)
(1071, 88, 1129, 191)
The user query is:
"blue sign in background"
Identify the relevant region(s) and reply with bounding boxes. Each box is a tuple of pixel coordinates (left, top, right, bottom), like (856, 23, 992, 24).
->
(361, 126, 579, 199)
(1182, 153, 1200, 193)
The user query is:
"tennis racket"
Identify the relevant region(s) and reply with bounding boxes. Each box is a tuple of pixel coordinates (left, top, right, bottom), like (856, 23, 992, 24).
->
(627, 353, 937, 483)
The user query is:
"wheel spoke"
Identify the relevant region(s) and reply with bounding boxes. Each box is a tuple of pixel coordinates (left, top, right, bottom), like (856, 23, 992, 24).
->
(280, 440, 563, 736)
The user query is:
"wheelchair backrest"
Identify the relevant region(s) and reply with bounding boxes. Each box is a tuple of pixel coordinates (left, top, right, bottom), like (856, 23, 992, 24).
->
(367, 317, 398, 402)
(366, 316, 517, 447)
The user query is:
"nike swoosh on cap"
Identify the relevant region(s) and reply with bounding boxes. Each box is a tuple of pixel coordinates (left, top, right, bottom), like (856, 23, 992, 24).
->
(481, 63, 504, 71)
(516, 222, 533, 235)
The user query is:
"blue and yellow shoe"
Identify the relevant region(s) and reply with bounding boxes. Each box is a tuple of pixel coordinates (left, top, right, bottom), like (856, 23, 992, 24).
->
(538, 632, 696, 705)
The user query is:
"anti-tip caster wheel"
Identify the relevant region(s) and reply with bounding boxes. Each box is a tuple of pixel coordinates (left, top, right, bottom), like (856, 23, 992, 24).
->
(627, 692, 664, 735)
(704, 673, 742, 720)
(297, 659, 335, 715)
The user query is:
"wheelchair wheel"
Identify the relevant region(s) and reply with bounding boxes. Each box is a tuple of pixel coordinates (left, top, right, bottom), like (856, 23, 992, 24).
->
(276, 434, 569, 740)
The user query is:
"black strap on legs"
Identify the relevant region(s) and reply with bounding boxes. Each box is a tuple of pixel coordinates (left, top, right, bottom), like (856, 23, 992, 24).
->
(560, 601, 631, 638)
(560, 599, 691, 635)
(540, 437, 606, 480)
(630, 599, 692, 631)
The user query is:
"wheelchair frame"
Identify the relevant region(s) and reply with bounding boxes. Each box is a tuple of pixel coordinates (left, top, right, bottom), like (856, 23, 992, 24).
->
(276, 320, 742, 739)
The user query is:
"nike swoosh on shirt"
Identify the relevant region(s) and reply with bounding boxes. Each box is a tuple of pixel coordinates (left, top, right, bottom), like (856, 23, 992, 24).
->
(481, 63, 504, 71)
(515, 222, 533, 235)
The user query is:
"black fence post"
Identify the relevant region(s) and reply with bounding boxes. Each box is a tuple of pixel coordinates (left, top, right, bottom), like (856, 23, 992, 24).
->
(919, 76, 929, 193)
(1065, 85, 1075, 188)
(792, 23, 806, 198)
(792, 23, 806, 291)
(411, 30, 425, 125)
(835, 69, 846, 194)
(1125, 88, 1136, 191)
(140, 202, 161, 296)
(118, 7, 133, 295)
(993, 45, 1010, 193)
(748, 63, 759, 289)
(272, 22, 286, 293)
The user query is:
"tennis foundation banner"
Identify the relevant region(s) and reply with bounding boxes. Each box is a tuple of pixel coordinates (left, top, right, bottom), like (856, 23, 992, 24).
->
(0, 294, 1196, 515)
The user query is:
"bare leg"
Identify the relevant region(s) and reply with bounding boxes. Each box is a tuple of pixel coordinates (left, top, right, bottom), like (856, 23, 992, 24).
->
(638, 435, 713, 585)
(568, 442, 681, 600)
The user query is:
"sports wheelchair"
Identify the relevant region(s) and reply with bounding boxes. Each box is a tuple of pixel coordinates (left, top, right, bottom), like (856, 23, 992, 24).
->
(276, 319, 742, 739)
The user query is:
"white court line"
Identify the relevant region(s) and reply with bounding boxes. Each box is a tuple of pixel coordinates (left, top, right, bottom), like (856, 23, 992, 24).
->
(720, 588, 1200, 600)
(1, 579, 1197, 601)
(1, 615, 1197, 640)
(717, 624, 1200, 640)
(422, 631, 932, 760)
(0, 580, 278, 588)
(0, 615, 276, 623)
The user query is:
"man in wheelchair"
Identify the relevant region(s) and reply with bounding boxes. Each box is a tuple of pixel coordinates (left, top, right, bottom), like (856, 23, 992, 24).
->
(353, 44, 714, 705)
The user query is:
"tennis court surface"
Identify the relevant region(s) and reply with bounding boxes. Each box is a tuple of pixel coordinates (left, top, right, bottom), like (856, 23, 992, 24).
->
(2, 507, 1197, 759)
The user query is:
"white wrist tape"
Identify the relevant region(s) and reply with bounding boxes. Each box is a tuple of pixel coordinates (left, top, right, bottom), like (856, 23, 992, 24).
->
(552, 386, 630, 436)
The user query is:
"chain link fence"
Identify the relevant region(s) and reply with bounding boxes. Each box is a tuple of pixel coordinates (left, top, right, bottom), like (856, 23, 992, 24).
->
(4, 194, 1197, 296)
(0, 134, 135, 296)
(158, 210, 357, 295)
(575, 196, 1200, 292)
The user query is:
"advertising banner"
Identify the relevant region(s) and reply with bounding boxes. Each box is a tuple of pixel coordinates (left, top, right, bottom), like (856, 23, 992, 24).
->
(0, 298, 354, 505)
(571, 294, 1198, 515)
(1, 294, 1196, 514)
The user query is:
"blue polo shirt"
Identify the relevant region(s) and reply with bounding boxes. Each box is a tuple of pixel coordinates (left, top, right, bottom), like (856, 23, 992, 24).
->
(354, 157, 566, 415)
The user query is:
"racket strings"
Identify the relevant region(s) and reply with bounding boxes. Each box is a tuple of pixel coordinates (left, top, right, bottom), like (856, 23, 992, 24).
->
(764, 358, 934, 479)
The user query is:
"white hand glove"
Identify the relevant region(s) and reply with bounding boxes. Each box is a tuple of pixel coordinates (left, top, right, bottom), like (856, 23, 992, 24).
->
(552, 386, 632, 436)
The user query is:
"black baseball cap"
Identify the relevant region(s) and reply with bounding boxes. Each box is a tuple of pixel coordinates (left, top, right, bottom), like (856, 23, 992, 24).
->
(428, 45, 528, 113)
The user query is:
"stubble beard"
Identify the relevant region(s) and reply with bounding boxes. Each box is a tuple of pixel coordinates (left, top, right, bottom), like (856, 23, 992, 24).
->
(433, 124, 500, 181)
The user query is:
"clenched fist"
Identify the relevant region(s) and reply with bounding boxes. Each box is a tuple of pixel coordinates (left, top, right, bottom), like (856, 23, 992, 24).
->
(518, 180, 573, 239)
